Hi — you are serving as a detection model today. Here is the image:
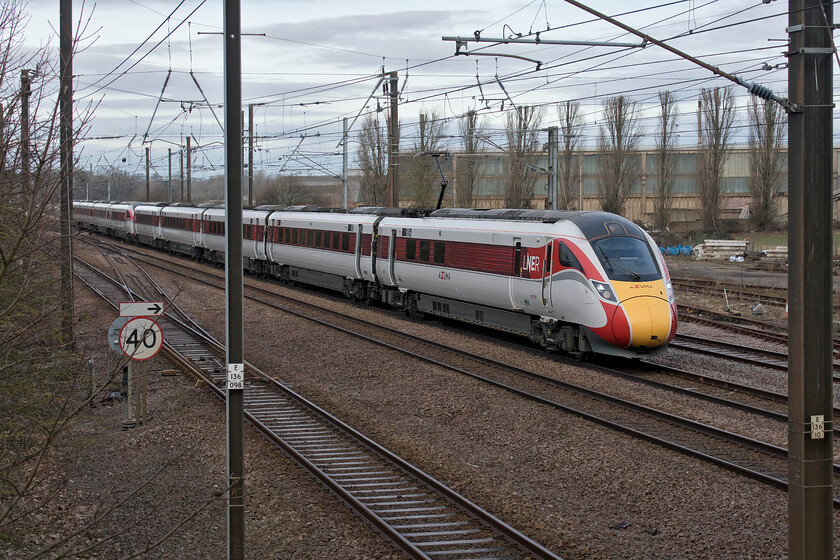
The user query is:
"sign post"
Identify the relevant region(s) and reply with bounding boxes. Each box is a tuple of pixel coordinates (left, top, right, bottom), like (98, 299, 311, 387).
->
(120, 301, 164, 317)
(109, 303, 165, 429)
(118, 317, 163, 361)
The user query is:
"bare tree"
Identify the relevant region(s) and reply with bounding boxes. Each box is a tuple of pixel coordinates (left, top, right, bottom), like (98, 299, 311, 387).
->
(0, 4, 225, 557)
(697, 87, 736, 232)
(597, 95, 642, 215)
(404, 110, 446, 208)
(557, 100, 584, 210)
(653, 91, 679, 230)
(747, 97, 786, 230)
(355, 114, 389, 205)
(504, 105, 543, 209)
(455, 110, 486, 208)
(0, 0, 102, 550)
(256, 174, 309, 206)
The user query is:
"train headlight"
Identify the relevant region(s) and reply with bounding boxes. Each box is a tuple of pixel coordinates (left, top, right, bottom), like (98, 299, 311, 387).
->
(592, 281, 617, 302)
(665, 279, 675, 303)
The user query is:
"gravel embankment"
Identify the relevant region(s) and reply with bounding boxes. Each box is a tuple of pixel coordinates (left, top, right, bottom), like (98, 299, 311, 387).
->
(30, 244, 839, 559)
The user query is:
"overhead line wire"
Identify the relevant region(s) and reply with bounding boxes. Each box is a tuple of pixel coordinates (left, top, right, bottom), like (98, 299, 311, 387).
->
(83, 0, 187, 92)
(79, 0, 207, 101)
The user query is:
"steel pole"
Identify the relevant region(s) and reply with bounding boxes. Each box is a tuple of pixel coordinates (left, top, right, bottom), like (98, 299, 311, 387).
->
(547, 127, 557, 210)
(20, 70, 30, 192)
(179, 147, 184, 202)
(388, 71, 399, 207)
(343, 117, 348, 209)
(223, 1, 245, 558)
(167, 148, 172, 202)
(145, 147, 150, 201)
(787, 1, 834, 558)
(248, 104, 254, 206)
(60, 0, 73, 343)
(186, 136, 192, 203)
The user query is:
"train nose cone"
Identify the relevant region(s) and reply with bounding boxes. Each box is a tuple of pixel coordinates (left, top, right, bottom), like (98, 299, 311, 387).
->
(614, 296, 673, 348)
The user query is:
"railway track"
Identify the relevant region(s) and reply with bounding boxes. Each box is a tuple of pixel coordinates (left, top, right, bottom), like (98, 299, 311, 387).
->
(673, 276, 840, 315)
(670, 333, 840, 378)
(87, 239, 840, 507)
(73, 250, 562, 560)
(672, 276, 792, 309)
(678, 304, 840, 354)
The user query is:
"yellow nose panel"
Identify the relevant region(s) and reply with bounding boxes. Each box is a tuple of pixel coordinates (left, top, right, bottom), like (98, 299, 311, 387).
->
(621, 296, 671, 347)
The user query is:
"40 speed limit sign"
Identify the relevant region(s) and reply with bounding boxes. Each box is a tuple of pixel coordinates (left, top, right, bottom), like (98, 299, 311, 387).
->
(118, 317, 163, 361)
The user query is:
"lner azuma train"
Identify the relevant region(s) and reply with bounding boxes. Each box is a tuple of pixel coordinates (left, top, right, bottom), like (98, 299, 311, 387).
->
(74, 201, 677, 359)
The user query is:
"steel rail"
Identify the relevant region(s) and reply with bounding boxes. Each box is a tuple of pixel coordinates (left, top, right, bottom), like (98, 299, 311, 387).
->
(678, 304, 840, 354)
(671, 333, 840, 377)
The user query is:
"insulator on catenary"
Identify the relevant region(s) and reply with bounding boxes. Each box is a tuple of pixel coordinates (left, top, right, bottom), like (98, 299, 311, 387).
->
(738, 78, 775, 100)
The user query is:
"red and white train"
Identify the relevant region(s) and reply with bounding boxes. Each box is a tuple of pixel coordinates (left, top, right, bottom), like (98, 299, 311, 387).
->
(74, 200, 677, 358)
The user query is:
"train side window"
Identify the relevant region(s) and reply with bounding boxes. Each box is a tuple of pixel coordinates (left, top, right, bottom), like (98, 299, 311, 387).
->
(558, 243, 583, 271)
(332, 232, 340, 250)
(433, 242, 445, 264)
(306, 230, 313, 246)
(292, 229, 299, 245)
(406, 239, 416, 260)
(315, 231, 323, 247)
(342, 233, 349, 252)
(514, 242, 522, 276)
(419, 241, 430, 262)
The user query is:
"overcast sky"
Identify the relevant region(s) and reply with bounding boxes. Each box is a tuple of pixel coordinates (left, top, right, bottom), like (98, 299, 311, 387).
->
(20, 0, 795, 179)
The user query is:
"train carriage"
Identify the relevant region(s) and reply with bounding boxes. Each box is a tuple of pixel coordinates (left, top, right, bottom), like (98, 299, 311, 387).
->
(264, 208, 383, 298)
(73, 201, 96, 229)
(376, 209, 675, 357)
(159, 204, 203, 256)
(133, 203, 167, 247)
(198, 206, 270, 269)
(97, 202, 136, 239)
(90, 202, 113, 233)
(243, 209, 269, 272)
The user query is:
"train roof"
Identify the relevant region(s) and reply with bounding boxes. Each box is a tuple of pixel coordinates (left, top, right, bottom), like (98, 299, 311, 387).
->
(349, 206, 409, 216)
(428, 208, 646, 241)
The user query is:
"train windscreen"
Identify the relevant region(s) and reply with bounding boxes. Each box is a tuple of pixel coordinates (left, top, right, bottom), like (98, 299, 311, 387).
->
(592, 237, 661, 282)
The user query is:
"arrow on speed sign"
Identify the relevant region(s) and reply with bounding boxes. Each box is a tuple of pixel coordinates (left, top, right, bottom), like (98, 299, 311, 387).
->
(120, 301, 164, 317)
(118, 317, 163, 361)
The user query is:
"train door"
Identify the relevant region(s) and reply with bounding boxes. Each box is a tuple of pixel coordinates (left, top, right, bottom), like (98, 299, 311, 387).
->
(509, 237, 522, 309)
(388, 229, 397, 284)
(354, 224, 363, 278)
(193, 211, 201, 248)
(259, 217, 268, 261)
(541, 239, 554, 308)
